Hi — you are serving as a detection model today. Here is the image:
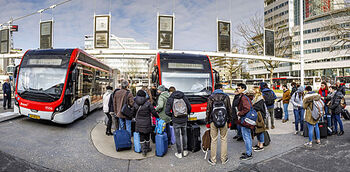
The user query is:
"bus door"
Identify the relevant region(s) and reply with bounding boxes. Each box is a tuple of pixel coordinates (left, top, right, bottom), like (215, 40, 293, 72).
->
(72, 65, 84, 117)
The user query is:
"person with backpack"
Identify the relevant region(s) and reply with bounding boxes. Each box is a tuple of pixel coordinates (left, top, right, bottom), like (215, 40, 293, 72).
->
(319, 82, 331, 134)
(328, 86, 344, 136)
(103, 86, 114, 136)
(165, 90, 192, 159)
(260, 82, 277, 129)
(290, 82, 298, 98)
(250, 86, 267, 151)
(278, 85, 291, 123)
(113, 80, 135, 136)
(132, 90, 159, 156)
(237, 83, 255, 160)
(303, 86, 322, 147)
(291, 86, 305, 135)
(205, 84, 232, 165)
(155, 85, 172, 146)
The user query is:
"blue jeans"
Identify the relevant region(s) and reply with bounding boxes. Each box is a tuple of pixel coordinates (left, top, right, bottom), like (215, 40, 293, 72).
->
(332, 114, 344, 132)
(119, 118, 132, 136)
(294, 108, 304, 131)
(237, 125, 242, 137)
(324, 106, 332, 134)
(283, 103, 289, 120)
(257, 132, 264, 143)
(307, 122, 320, 142)
(241, 126, 252, 156)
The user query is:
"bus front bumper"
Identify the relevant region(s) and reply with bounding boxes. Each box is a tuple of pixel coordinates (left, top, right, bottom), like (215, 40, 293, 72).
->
(18, 106, 74, 124)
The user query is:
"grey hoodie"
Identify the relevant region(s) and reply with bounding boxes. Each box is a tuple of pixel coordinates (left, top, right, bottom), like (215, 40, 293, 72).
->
(290, 87, 304, 110)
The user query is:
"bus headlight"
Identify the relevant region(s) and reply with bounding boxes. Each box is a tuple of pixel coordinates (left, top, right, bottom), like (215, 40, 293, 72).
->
(55, 105, 64, 112)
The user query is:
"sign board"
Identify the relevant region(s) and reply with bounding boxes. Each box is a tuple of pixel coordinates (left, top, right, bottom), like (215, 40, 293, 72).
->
(40, 20, 53, 49)
(10, 25, 18, 32)
(0, 29, 10, 54)
(157, 15, 174, 50)
(217, 20, 231, 52)
(94, 15, 110, 49)
(264, 29, 275, 56)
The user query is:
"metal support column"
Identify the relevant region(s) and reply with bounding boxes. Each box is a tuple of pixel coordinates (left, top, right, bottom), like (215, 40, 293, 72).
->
(300, 0, 305, 87)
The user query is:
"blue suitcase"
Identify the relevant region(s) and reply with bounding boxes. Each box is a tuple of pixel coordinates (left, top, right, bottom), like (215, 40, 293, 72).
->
(114, 130, 132, 151)
(169, 125, 176, 145)
(155, 132, 168, 157)
(134, 132, 141, 153)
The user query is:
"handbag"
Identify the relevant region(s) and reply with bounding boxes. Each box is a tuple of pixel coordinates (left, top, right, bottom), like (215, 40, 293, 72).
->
(121, 90, 133, 119)
(241, 95, 258, 128)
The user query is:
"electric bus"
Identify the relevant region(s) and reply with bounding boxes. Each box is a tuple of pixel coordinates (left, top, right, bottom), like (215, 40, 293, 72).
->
(151, 53, 219, 121)
(14, 49, 112, 124)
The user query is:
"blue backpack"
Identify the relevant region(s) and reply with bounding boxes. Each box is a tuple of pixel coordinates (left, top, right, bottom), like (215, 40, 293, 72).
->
(155, 118, 166, 134)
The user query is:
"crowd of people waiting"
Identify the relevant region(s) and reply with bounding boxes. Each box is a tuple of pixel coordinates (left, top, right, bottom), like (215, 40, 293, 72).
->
(101, 79, 347, 165)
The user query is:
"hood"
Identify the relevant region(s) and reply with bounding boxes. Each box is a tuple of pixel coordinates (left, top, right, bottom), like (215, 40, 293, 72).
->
(304, 92, 319, 102)
(171, 91, 185, 99)
(135, 96, 147, 105)
(261, 88, 271, 92)
(213, 89, 227, 95)
(245, 90, 255, 100)
(106, 90, 113, 94)
(259, 82, 266, 89)
(297, 87, 304, 93)
(335, 91, 344, 98)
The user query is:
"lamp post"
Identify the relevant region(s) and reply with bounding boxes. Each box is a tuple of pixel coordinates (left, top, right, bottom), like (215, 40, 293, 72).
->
(300, 0, 305, 86)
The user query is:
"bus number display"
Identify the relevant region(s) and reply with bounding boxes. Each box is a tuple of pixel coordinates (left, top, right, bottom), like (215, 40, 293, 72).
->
(168, 63, 203, 69)
(28, 59, 62, 66)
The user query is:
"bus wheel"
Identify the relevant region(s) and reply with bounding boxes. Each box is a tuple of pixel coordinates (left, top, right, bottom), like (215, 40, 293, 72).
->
(82, 101, 90, 119)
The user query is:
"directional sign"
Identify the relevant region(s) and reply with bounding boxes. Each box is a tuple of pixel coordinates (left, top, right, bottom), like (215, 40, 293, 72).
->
(217, 20, 231, 52)
(0, 29, 10, 54)
(157, 14, 174, 50)
(94, 15, 110, 49)
(264, 29, 275, 56)
(40, 20, 53, 49)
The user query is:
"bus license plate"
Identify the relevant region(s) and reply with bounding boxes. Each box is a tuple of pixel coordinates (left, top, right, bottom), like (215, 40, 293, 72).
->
(188, 117, 197, 121)
(29, 114, 40, 119)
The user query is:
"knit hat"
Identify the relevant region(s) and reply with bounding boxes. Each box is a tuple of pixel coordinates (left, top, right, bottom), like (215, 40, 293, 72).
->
(137, 90, 146, 97)
(259, 82, 267, 89)
(157, 85, 166, 92)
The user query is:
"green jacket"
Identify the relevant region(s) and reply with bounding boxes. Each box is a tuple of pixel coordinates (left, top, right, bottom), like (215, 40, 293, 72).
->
(155, 91, 171, 123)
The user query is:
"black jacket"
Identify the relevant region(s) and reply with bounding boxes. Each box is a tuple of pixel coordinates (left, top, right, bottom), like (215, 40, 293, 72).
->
(108, 88, 120, 113)
(329, 91, 344, 115)
(2, 82, 11, 95)
(337, 85, 346, 96)
(132, 96, 159, 133)
(253, 99, 267, 119)
(165, 91, 191, 124)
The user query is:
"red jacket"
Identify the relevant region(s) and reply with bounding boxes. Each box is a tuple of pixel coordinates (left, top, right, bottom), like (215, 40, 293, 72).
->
(318, 88, 328, 98)
(237, 94, 252, 117)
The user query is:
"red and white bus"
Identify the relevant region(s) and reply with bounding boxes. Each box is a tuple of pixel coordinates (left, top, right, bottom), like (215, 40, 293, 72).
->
(151, 53, 219, 121)
(14, 49, 112, 124)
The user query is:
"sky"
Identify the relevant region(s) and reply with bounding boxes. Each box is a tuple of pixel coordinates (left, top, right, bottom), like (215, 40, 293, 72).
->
(0, 0, 263, 52)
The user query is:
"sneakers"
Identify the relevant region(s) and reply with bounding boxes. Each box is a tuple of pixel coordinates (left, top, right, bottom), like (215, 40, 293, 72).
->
(304, 142, 312, 147)
(208, 158, 216, 165)
(183, 151, 189, 157)
(300, 132, 304, 136)
(233, 135, 240, 139)
(338, 131, 344, 136)
(253, 147, 264, 152)
(294, 131, 299, 135)
(240, 154, 253, 160)
(175, 152, 183, 159)
(271, 125, 275, 129)
(222, 158, 229, 165)
(252, 145, 259, 150)
(282, 119, 288, 123)
(236, 137, 243, 141)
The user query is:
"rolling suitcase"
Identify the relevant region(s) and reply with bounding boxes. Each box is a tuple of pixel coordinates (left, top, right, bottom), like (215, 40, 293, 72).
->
(342, 109, 350, 120)
(114, 130, 132, 151)
(318, 121, 327, 138)
(155, 132, 168, 157)
(274, 102, 283, 119)
(187, 123, 201, 152)
(303, 121, 309, 137)
(133, 132, 141, 153)
(169, 125, 176, 145)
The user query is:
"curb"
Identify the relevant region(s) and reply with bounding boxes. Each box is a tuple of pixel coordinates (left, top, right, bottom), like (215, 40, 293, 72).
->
(0, 112, 20, 122)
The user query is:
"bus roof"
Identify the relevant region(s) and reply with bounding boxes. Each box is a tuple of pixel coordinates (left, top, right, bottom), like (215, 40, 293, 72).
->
(25, 49, 74, 56)
(158, 53, 208, 60)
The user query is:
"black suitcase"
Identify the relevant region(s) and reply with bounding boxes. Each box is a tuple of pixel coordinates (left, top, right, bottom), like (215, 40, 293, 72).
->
(342, 109, 350, 120)
(263, 131, 271, 146)
(318, 121, 327, 138)
(274, 102, 283, 119)
(303, 121, 309, 137)
(186, 123, 201, 152)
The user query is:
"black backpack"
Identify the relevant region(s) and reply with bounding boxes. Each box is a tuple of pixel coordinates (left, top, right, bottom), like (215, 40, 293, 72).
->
(211, 95, 228, 128)
(263, 90, 275, 106)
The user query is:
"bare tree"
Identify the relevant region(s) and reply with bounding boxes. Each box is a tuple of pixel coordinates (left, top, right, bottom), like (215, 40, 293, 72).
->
(236, 13, 292, 85)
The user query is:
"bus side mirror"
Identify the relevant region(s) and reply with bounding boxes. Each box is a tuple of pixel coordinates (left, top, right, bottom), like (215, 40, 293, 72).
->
(72, 68, 78, 82)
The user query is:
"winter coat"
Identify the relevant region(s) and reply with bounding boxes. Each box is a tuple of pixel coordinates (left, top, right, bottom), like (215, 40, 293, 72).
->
(261, 88, 277, 109)
(251, 93, 267, 119)
(237, 93, 252, 117)
(290, 87, 304, 110)
(337, 85, 346, 96)
(282, 89, 291, 104)
(329, 91, 344, 115)
(103, 90, 113, 113)
(108, 88, 120, 113)
(303, 92, 321, 125)
(2, 82, 11, 95)
(165, 91, 191, 124)
(113, 88, 135, 119)
(132, 96, 159, 133)
(155, 91, 171, 123)
(206, 89, 232, 124)
(255, 111, 266, 134)
(319, 88, 329, 104)
(231, 94, 240, 121)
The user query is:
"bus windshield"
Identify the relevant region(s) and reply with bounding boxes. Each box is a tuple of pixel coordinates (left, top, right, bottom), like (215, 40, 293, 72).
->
(17, 67, 66, 99)
(162, 72, 212, 95)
